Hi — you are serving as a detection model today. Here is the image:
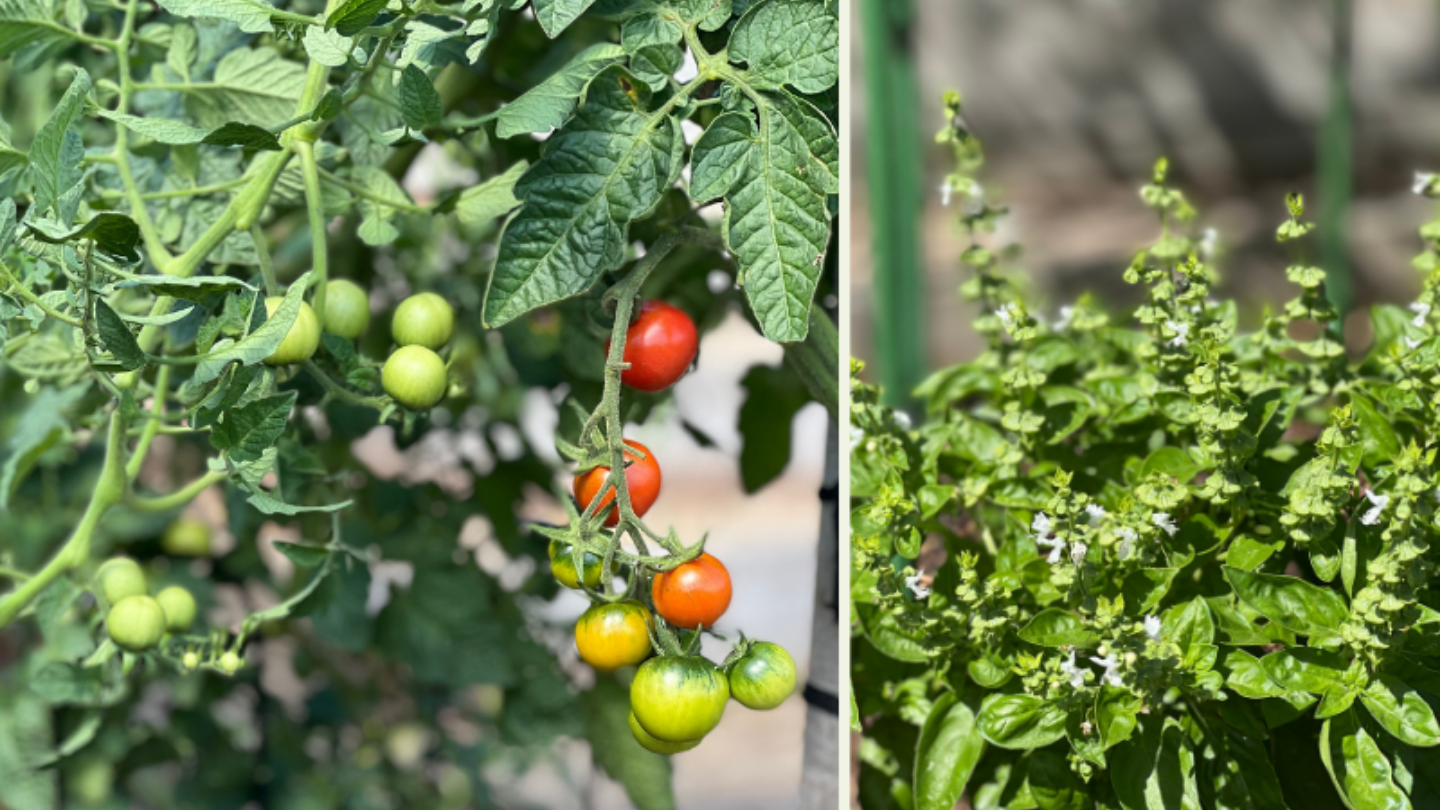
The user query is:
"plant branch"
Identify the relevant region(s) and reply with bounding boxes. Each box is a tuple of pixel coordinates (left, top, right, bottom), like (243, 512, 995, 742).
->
(0, 259, 83, 327)
(126, 363, 170, 480)
(126, 469, 227, 512)
(296, 141, 329, 322)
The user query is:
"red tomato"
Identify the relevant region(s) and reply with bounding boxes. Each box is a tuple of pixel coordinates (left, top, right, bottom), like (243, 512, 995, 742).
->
(606, 301, 698, 392)
(573, 440, 662, 527)
(651, 552, 732, 630)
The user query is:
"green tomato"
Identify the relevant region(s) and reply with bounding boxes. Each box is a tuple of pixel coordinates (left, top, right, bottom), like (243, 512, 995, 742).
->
(66, 756, 114, 806)
(728, 641, 797, 710)
(263, 296, 321, 366)
(392, 292, 455, 350)
(106, 595, 165, 651)
(630, 655, 729, 742)
(323, 279, 371, 339)
(182, 651, 200, 670)
(156, 585, 197, 632)
(219, 650, 242, 673)
(628, 711, 701, 755)
(161, 516, 211, 557)
(96, 558, 146, 605)
(548, 539, 602, 590)
(382, 345, 448, 409)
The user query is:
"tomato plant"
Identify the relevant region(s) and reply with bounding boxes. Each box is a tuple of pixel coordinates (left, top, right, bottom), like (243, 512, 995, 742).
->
(0, 0, 837, 805)
(853, 90, 1440, 810)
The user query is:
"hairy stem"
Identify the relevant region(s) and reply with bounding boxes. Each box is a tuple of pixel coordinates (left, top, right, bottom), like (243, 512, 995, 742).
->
(127, 469, 227, 512)
(126, 363, 170, 480)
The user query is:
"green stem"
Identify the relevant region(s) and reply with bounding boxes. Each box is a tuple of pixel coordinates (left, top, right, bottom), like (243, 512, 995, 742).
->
(0, 566, 32, 581)
(0, 259, 83, 327)
(317, 167, 429, 213)
(111, 0, 176, 272)
(295, 141, 328, 322)
(302, 360, 391, 411)
(0, 409, 128, 628)
(126, 364, 170, 480)
(126, 470, 227, 512)
(251, 224, 280, 296)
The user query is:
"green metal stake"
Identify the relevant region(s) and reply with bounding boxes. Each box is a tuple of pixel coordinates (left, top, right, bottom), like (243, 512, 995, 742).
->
(860, 0, 926, 409)
(1318, 0, 1354, 324)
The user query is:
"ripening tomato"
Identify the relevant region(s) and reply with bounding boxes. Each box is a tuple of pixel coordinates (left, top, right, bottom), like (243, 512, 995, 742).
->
(96, 558, 146, 605)
(651, 552, 731, 630)
(575, 600, 652, 670)
(155, 585, 197, 633)
(605, 301, 699, 392)
(392, 292, 455, 350)
(383, 345, 447, 409)
(323, 279, 371, 339)
(549, 540, 603, 590)
(107, 595, 166, 651)
(728, 641, 797, 710)
(630, 655, 729, 742)
(263, 297, 321, 366)
(572, 440, 661, 527)
(629, 712, 701, 755)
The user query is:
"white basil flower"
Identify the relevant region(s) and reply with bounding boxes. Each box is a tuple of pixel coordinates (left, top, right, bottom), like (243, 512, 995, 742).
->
(1054, 305, 1075, 332)
(1085, 504, 1107, 521)
(940, 181, 953, 207)
(1406, 336, 1422, 351)
(1089, 654, 1123, 687)
(1165, 320, 1189, 347)
(1144, 614, 1162, 642)
(893, 410, 912, 430)
(1037, 535, 1066, 565)
(1412, 301, 1431, 328)
(1199, 228, 1218, 258)
(905, 571, 931, 600)
(967, 183, 986, 216)
(850, 425, 865, 451)
(1151, 513, 1179, 537)
(1362, 490, 1389, 526)
(1070, 541, 1088, 566)
(1116, 527, 1138, 560)
(1060, 649, 1086, 689)
(996, 304, 1016, 330)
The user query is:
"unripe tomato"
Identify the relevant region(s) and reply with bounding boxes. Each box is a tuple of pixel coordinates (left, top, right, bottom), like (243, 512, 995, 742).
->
(549, 540, 603, 590)
(162, 517, 211, 557)
(66, 756, 114, 805)
(392, 292, 455, 349)
(182, 651, 200, 670)
(106, 595, 165, 651)
(263, 296, 321, 366)
(219, 650, 242, 673)
(96, 557, 146, 605)
(728, 641, 797, 710)
(572, 440, 661, 527)
(629, 712, 701, 755)
(630, 655, 729, 742)
(155, 585, 197, 632)
(651, 552, 732, 630)
(606, 301, 699, 392)
(323, 279, 371, 338)
(383, 345, 448, 409)
(575, 600, 652, 670)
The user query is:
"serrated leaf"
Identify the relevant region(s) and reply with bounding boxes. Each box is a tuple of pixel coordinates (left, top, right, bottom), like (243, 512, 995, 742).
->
(211, 391, 297, 462)
(453, 160, 526, 226)
(531, 0, 600, 37)
(326, 0, 387, 36)
(303, 25, 353, 66)
(629, 43, 682, 91)
(486, 66, 679, 326)
(153, 0, 280, 31)
(0, 0, 79, 60)
(175, 47, 305, 129)
(398, 65, 443, 130)
(202, 122, 282, 151)
(494, 43, 627, 139)
(716, 91, 835, 342)
(94, 300, 146, 370)
(167, 23, 198, 80)
(31, 68, 90, 218)
(114, 274, 256, 302)
(27, 212, 141, 263)
(579, 675, 677, 810)
(0, 385, 86, 509)
(192, 271, 312, 386)
(351, 165, 413, 246)
(274, 540, 328, 567)
(620, 12, 682, 52)
(729, 0, 837, 93)
(93, 110, 209, 144)
(690, 111, 755, 201)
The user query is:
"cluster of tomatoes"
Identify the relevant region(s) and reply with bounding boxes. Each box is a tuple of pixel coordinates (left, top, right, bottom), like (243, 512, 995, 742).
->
(554, 301, 799, 755)
(264, 280, 454, 411)
(94, 556, 196, 656)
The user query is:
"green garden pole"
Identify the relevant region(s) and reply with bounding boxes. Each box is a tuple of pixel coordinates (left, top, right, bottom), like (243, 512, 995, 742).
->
(860, 0, 926, 408)
(1318, 0, 1354, 322)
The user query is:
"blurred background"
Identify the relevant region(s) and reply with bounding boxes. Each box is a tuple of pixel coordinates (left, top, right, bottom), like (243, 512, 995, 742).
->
(850, 0, 1440, 399)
